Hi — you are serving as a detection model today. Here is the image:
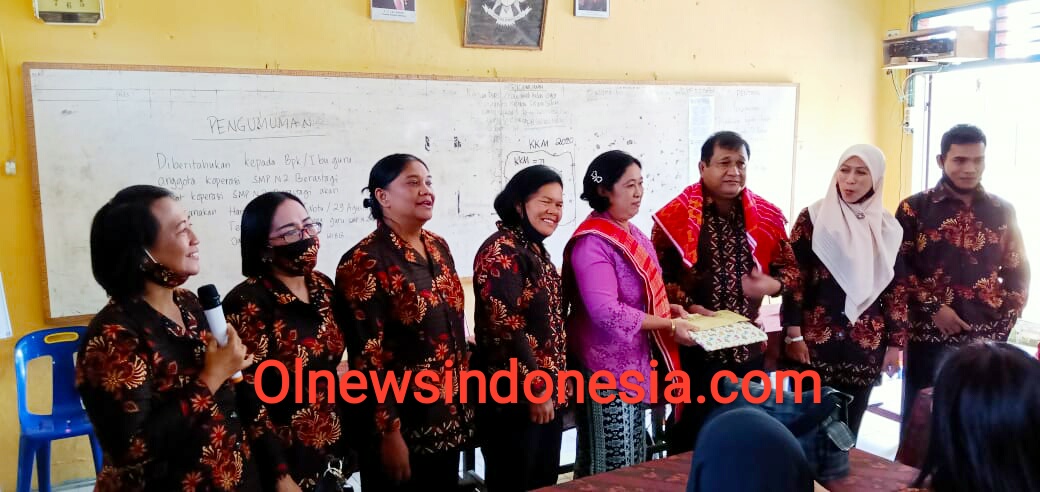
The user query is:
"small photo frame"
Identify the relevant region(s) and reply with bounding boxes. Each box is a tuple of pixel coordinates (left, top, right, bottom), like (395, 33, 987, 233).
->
(371, 0, 416, 23)
(575, 0, 609, 18)
(464, 0, 547, 50)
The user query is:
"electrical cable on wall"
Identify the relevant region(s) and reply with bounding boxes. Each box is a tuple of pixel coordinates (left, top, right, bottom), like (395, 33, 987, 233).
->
(889, 65, 945, 104)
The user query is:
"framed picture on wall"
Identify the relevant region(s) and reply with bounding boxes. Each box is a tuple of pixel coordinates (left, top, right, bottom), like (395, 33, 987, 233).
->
(575, 0, 609, 18)
(464, 0, 547, 50)
(371, 0, 416, 23)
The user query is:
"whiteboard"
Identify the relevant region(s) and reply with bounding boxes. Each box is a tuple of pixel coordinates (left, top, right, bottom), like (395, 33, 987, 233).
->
(25, 64, 798, 321)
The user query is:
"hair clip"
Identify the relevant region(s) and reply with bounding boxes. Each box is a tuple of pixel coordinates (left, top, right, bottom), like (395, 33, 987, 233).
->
(591, 171, 603, 183)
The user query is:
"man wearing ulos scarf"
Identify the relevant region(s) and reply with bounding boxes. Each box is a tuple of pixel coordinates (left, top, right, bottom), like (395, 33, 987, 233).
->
(895, 124, 1030, 445)
(652, 130, 801, 454)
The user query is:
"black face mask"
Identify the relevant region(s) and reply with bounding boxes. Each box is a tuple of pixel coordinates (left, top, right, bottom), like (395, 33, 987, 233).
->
(519, 205, 547, 244)
(269, 236, 319, 276)
(140, 251, 190, 288)
(939, 173, 978, 195)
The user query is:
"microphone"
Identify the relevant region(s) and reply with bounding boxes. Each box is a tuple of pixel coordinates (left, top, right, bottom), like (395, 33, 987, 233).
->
(197, 284, 244, 383)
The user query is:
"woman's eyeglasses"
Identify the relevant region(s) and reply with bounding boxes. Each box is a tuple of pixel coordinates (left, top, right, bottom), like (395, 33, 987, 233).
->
(270, 222, 322, 243)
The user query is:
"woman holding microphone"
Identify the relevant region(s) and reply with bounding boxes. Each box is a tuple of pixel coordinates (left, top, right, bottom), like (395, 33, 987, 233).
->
(77, 185, 260, 491)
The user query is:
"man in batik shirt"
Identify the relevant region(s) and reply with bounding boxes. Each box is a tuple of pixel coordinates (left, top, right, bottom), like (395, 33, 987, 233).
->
(652, 131, 801, 453)
(896, 124, 1029, 441)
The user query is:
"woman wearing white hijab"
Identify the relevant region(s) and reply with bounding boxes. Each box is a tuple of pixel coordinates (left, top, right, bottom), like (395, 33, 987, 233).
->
(780, 144, 908, 437)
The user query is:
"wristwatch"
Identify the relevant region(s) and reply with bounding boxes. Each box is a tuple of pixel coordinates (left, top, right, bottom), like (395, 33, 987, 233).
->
(784, 335, 804, 344)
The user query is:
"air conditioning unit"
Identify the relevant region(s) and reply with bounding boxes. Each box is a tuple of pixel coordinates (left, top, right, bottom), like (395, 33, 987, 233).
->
(883, 26, 989, 70)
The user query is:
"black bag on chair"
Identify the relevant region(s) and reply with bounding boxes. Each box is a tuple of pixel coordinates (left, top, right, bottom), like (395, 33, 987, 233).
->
(718, 377, 855, 482)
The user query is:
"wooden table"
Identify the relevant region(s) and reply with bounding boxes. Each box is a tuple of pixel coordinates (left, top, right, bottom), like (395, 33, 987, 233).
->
(538, 448, 919, 491)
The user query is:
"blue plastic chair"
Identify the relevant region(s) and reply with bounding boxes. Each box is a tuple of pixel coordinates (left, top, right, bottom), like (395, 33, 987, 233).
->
(15, 326, 103, 492)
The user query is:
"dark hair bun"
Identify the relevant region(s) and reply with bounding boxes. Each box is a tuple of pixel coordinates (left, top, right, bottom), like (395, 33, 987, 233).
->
(362, 197, 372, 209)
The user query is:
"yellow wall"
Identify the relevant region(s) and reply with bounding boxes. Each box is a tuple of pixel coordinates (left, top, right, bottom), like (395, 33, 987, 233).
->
(0, 0, 885, 488)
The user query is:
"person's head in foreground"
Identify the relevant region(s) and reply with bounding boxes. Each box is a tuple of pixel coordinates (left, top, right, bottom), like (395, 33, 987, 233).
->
(913, 341, 1040, 492)
(688, 407, 814, 492)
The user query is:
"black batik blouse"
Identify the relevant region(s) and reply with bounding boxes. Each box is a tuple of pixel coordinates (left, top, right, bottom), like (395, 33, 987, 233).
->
(335, 222, 474, 455)
(224, 272, 349, 491)
(782, 208, 910, 387)
(76, 290, 262, 492)
(473, 223, 566, 405)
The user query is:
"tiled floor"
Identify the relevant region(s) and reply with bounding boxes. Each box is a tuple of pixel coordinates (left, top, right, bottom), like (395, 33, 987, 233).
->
(857, 373, 904, 460)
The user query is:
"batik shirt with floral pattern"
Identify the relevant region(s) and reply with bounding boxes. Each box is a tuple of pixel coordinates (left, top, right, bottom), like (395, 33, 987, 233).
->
(335, 222, 474, 454)
(75, 290, 262, 492)
(224, 271, 349, 491)
(473, 222, 566, 407)
(895, 182, 1030, 345)
(653, 198, 801, 365)
(781, 208, 910, 387)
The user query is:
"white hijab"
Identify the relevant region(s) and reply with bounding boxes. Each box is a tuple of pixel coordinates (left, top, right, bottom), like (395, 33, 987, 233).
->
(807, 144, 902, 322)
